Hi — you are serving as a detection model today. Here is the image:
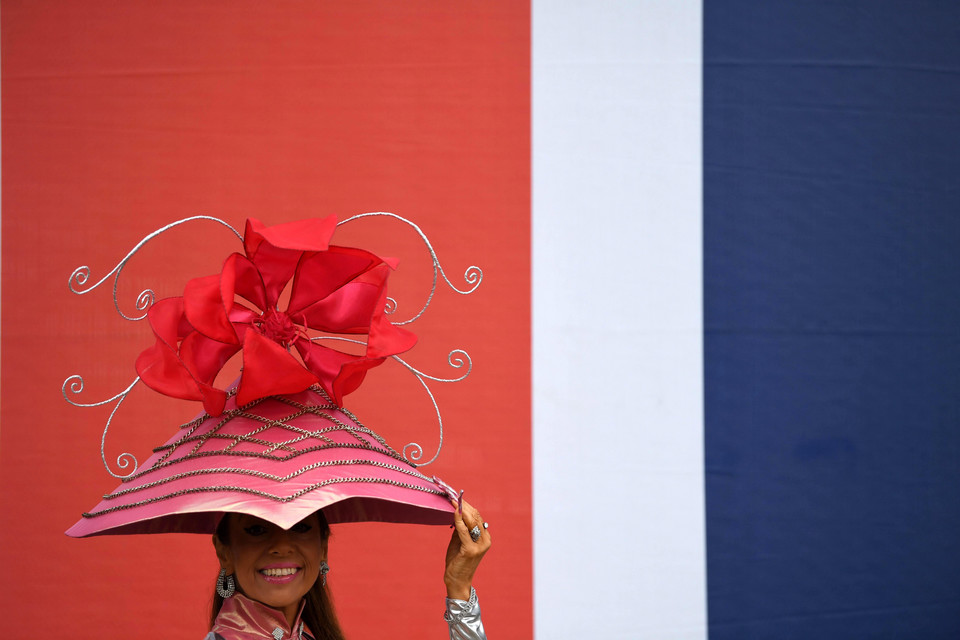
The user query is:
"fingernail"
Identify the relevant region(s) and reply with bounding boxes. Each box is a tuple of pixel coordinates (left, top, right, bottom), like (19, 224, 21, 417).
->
(458, 490, 464, 514)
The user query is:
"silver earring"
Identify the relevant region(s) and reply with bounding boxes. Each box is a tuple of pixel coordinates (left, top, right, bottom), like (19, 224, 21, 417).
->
(320, 560, 330, 587)
(217, 569, 236, 598)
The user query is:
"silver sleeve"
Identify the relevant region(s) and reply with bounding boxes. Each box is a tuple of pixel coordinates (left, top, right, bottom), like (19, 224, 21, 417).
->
(443, 587, 487, 640)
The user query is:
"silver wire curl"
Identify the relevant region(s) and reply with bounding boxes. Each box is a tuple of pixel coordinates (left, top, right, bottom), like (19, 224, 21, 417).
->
(338, 212, 483, 325)
(62, 375, 142, 478)
(67, 216, 242, 321)
(393, 349, 472, 466)
(311, 336, 473, 467)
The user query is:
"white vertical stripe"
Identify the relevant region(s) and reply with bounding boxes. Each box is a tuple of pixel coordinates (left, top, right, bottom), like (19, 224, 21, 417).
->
(532, 3, 705, 638)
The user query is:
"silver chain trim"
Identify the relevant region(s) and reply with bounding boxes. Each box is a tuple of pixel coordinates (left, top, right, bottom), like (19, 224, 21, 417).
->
(101, 458, 433, 500)
(80, 384, 446, 519)
(82, 476, 447, 518)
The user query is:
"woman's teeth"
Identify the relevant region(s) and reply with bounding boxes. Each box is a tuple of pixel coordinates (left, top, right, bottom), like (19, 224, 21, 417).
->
(260, 567, 298, 577)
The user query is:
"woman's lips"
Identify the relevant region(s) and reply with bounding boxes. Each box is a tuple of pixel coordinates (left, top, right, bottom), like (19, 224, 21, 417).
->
(258, 565, 301, 584)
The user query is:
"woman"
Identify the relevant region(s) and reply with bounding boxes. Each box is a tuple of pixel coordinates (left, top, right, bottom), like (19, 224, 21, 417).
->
(66, 215, 492, 638)
(207, 501, 491, 640)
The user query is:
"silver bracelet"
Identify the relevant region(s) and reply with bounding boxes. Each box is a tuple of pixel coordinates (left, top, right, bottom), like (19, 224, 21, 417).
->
(443, 586, 478, 624)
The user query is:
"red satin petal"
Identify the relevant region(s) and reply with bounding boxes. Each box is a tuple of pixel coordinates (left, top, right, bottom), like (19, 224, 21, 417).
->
(365, 273, 417, 358)
(199, 386, 227, 417)
(228, 306, 259, 325)
(183, 274, 238, 344)
(287, 246, 379, 317)
(222, 253, 267, 312)
(297, 280, 383, 333)
(179, 331, 241, 386)
(237, 331, 318, 407)
(245, 216, 337, 253)
(332, 357, 384, 404)
(138, 338, 226, 416)
(294, 338, 359, 401)
(137, 298, 206, 403)
(244, 217, 337, 305)
(145, 297, 188, 345)
(136, 340, 204, 402)
(367, 317, 418, 359)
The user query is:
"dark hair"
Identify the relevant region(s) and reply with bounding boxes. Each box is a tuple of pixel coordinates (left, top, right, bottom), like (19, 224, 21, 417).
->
(211, 511, 346, 640)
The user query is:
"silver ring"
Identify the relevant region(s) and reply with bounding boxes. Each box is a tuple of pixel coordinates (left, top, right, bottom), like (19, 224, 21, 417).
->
(483, 522, 489, 529)
(469, 525, 482, 542)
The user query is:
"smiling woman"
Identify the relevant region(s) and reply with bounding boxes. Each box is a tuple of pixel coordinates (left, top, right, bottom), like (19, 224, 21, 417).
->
(211, 513, 337, 638)
(65, 216, 494, 640)
(206, 505, 490, 640)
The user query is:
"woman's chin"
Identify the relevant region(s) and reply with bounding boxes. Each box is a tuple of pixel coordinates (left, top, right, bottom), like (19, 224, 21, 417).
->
(241, 572, 314, 612)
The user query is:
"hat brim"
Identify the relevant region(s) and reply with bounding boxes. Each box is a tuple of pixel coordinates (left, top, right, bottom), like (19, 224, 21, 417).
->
(66, 385, 456, 537)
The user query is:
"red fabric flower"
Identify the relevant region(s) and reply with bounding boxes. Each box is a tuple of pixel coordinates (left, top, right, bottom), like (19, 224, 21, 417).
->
(135, 217, 417, 416)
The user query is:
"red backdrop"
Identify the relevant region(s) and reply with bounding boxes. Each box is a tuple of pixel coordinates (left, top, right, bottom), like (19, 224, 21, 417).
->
(0, 2, 530, 637)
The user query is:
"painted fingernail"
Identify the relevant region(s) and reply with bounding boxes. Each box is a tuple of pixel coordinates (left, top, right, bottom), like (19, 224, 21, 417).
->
(458, 490, 464, 515)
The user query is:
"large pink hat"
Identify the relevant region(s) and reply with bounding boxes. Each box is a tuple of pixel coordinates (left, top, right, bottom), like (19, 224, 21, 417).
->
(66, 214, 477, 537)
(67, 384, 456, 537)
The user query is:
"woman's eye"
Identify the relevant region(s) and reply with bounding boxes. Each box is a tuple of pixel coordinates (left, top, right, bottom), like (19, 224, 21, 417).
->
(291, 522, 312, 534)
(243, 525, 268, 536)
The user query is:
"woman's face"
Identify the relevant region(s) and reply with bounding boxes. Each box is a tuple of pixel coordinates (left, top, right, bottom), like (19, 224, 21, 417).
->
(214, 513, 326, 622)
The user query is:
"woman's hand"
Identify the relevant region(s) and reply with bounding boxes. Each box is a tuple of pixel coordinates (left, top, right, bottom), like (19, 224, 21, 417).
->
(444, 498, 491, 600)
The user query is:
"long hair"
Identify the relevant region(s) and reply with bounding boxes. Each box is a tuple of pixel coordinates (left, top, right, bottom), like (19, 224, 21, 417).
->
(211, 512, 346, 640)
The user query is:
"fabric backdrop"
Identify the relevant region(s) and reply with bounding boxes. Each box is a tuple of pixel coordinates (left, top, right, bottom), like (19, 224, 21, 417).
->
(702, 2, 960, 638)
(3, 2, 959, 639)
(534, 1, 959, 638)
(1, 3, 529, 638)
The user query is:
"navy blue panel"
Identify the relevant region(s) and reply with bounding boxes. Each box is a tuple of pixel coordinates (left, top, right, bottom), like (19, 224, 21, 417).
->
(704, 2, 960, 638)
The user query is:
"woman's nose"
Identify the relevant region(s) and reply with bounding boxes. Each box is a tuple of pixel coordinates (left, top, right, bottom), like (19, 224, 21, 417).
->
(268, 530, 295, 553)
